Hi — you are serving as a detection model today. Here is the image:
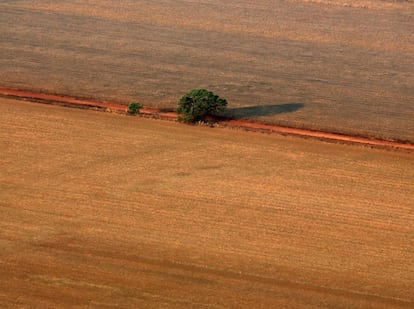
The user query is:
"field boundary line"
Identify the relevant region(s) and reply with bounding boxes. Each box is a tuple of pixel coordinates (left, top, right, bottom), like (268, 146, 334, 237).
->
(1, 86, 413, 152)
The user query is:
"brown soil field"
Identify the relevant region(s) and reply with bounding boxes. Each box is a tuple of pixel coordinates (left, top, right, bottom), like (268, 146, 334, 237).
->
(1, 0, 413, 142)
(1, 98, 414, 308)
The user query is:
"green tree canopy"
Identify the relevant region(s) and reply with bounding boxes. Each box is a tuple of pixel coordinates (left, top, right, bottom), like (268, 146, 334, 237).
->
(177, 89, 227, 123)
(127, 102, 143, 115)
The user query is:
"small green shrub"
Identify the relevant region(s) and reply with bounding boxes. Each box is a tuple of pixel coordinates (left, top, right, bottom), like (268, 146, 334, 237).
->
(177, 89, 227, 123)
(128, 102, 143, 115)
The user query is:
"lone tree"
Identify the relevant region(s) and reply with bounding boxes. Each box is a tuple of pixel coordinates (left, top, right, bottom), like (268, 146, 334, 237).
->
(177, 89, 227, 123)
(127, 102, 143, 115)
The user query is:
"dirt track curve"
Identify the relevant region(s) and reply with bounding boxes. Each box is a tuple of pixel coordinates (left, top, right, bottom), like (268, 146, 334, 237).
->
(1, 86, 413, 152)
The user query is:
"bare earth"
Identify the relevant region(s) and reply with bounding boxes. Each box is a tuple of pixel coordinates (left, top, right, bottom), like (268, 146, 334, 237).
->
(1, 98, 413, 308)
(1, 0, 413, 141)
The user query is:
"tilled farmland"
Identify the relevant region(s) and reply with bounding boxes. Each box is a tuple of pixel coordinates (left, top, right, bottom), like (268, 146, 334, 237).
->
(0, 0, 413, 142)
(1, 99, 413, 308)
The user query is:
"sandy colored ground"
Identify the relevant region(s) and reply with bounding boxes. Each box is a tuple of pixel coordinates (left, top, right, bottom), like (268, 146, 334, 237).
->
(1, 99, 413, 308)
(0, 0, 413, 142)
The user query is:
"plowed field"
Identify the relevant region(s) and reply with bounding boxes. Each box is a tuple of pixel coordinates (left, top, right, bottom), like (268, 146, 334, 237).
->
(1, 0, 413, 141)
(1, 99, 413, 308)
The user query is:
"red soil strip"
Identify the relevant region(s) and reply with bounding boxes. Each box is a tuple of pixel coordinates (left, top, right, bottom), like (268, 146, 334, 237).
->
(221, 119, 414, 151)
(0, 87, 127, 112)
(1, 86, 413, 152)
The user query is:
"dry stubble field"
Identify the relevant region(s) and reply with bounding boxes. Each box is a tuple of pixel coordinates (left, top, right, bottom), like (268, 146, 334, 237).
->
(0, 0, 413, 142)
(1, 99, 414, 308)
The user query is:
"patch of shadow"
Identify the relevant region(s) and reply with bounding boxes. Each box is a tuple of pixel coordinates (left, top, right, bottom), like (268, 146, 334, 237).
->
(159, 107, 175, 112)
(174, 172, 191, 177)
(225, 103, 304, 118)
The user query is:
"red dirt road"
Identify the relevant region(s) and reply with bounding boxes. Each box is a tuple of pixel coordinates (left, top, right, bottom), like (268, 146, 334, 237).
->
(1, 86, 413, 152)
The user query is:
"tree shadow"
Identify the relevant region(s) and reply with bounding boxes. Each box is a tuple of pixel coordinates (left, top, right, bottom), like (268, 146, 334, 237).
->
(224, 102, 304, 118)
